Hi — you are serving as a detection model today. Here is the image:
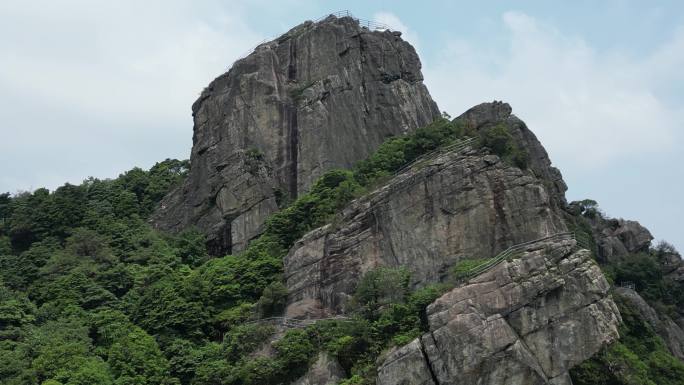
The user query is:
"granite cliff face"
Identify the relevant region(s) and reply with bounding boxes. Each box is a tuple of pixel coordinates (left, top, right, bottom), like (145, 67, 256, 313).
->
(376, 238, 621, 385)
(284, 104, 568, 318)
(585, 215, 654, 263)
(151, 15, 439, 255)
(453, 101, 567, 205)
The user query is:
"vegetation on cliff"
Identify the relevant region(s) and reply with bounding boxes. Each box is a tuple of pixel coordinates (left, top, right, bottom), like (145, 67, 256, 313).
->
(0, 119, 475, 384)
(567, 201, 684, 385)
(1, 117, 681, 384)
(571, 294, 684, 385)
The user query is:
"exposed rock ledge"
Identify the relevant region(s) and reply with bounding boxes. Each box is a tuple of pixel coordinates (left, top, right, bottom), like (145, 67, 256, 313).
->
(377, 239, 621, 385)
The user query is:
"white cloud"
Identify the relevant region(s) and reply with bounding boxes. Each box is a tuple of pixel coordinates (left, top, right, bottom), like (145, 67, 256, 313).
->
(373, 11, 421, 53)
(0, 0, 263, 191)
(1, 1, 262, 124)
(424, 10, 683, 168)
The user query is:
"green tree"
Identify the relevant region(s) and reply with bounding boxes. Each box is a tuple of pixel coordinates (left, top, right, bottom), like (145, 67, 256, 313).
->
(256, 281, 288, 317)
(0, 235, 11, 254)
(108, 327, 178, 385)
(0, 192, 11, 226)
(126, 274, 206, 336)
(8, 189, 52, 250)
(28, 318, 93, 383)
(65, 358, 114, 385)
(351, 267, 411, 319)
(65, 228, 116, 265)
(172, 229, 208, 267)
(0, 286, 36, 332)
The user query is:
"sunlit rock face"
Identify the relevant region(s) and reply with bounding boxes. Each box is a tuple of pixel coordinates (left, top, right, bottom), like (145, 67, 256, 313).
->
(377, 241, 621, 385)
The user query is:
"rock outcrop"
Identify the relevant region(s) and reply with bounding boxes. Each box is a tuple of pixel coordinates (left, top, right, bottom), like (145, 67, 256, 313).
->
(586, 216, 653, 263)
(377, 239, 621, 385)
(291, 353, 345, 385)
(151, 15, 440, 255)
(285, 141, 567, 318)
(454, 102, 567, 205)
(653, 242, 684, 282)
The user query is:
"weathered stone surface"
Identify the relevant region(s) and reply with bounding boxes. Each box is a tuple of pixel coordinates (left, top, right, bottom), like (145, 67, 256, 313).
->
(376, 339, 437, 385)
(377, 241, 621, 385)
(615, 287, 684, 360)
(659, 246, 684, 281)
(292, 353, 345, 385)
(454, 101, 567, 205)
(284, 145, 567, 318)
(152, 15, 440, 255)
(586, 216, 653, 263)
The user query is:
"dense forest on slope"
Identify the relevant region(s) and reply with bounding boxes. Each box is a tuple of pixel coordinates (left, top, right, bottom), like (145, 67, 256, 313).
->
(1, 120, 683, 385)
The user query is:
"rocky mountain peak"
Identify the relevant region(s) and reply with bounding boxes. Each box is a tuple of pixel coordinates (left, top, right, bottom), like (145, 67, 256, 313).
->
(457, 100, 513, 127)
(453, 101, 568, 204)
(152, 14, 440, 255)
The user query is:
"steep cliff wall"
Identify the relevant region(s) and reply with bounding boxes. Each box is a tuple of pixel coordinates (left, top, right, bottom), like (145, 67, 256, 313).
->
(377, 238, 621, 385)
(284, 104, 568, 318)
(283, 146, 567, 317)
(152, 15, 440, 255)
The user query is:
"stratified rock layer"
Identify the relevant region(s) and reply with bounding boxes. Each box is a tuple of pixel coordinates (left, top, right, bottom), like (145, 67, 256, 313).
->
(284, 145, 567, 318)
(152, 15, 439, 254)
(377, 240, 621, 385)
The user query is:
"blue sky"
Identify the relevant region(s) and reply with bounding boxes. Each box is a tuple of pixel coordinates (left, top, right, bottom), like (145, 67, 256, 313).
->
(0, 0, 682, 251)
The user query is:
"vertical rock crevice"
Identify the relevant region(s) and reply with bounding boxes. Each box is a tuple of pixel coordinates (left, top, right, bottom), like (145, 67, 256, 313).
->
(287, 39, 300, 200)
(419, 334, 441, 385)
(151, 15, 440, 255)
(288, 103, 299, 200)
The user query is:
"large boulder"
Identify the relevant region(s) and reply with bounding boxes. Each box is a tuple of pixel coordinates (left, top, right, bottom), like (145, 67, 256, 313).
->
(377, 239, 621, 385)
(586, 216, 653, 263)
(152, 15, 440, 255)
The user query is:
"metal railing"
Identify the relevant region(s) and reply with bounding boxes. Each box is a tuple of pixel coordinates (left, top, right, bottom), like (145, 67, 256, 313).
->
(229, 10, 390, 70)
(313, 10, 353, 23)
(246, 232, 595, 327)
(355, 136, 476, 200)
(244, 316, 352, 329)
(574, 231, 594, 251)
(392, 137, 476, 177)
(456, 232, 580, 283)
(314, 10, 390, 30)
(619, 281, 636, 290)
